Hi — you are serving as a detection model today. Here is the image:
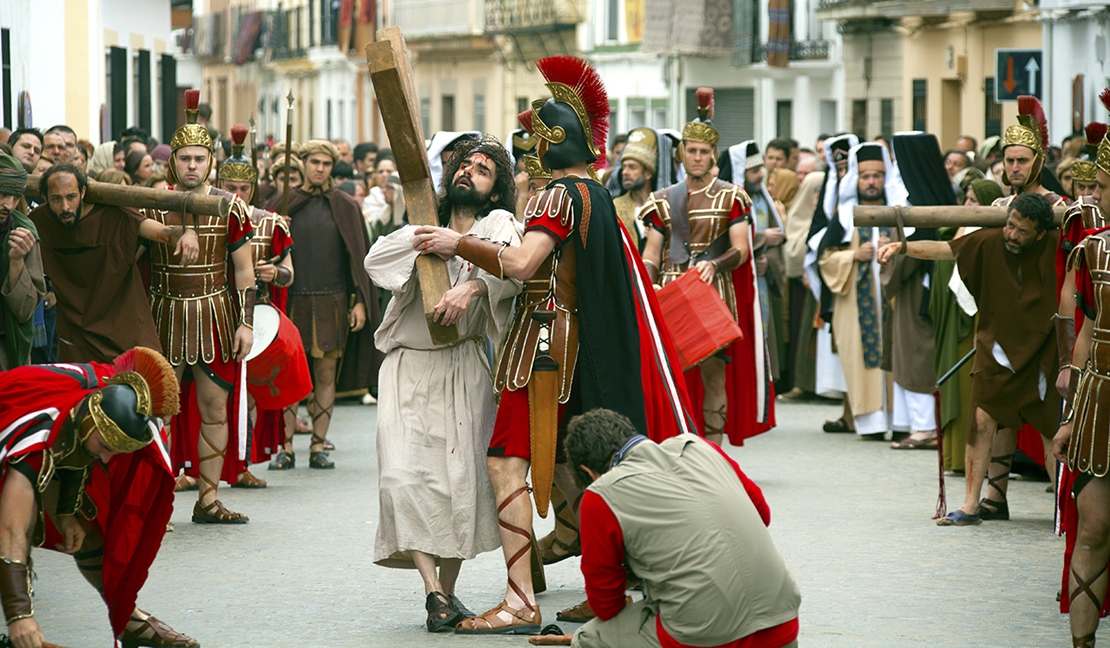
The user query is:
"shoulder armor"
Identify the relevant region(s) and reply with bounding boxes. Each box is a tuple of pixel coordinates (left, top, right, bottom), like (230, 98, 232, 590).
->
(524, 184, 573, 229)
(1069, 239, 1089, 272)
(229, 195, 251, 228)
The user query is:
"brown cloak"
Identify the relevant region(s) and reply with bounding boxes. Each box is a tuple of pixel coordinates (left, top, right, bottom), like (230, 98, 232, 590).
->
(28, 203, 162, 363)
(264, 186, 382, 393)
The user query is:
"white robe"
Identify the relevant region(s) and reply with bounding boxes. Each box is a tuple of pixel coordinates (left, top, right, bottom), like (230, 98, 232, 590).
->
(364, 210, 522, 566)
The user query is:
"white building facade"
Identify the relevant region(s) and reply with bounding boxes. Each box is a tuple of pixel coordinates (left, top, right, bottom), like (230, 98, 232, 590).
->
(1041, 1, 1110, 143)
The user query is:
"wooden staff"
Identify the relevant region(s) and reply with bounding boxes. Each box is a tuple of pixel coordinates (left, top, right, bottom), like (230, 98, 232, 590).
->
(853, 204, 1070, 229)
(24, 174, 229, 217)
(281, 90, 294, 217)
(365, 27, 459, 345)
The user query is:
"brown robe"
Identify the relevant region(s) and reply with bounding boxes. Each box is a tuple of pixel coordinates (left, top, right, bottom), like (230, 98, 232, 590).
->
(264, 185, 382, 393)
(880, 255, 935, 393)
(950, 227, 1060, 435)
(28, 203, 161, 363)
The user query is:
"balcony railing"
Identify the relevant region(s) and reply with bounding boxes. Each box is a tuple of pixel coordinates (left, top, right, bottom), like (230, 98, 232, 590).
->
(751, 39, 832, 62)
(394, 0, 481, 37)
(485, 0, 581, 34)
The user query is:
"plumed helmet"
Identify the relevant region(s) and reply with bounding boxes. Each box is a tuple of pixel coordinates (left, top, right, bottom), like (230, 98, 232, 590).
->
(519, 56, 610, 172)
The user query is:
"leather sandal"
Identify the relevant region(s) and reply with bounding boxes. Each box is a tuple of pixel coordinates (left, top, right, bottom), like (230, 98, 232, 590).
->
(978, 497, 1009, 521)
(455, 600, 541, 634)
(120, 612, 198, 648)
(230, 470, 267, 489)
(173, 474, 197, 492)
(192, 499, 248, 524)
(309, 450, 335, 469)
(538, 534, 580, 565)
(556, 595, 632, 623)
(449, 594, 475, 619)
(426, 591, 464, 633)
(267, 449, 295, 471)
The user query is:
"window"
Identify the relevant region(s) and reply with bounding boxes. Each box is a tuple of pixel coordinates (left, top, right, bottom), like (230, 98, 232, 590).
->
(628, 99, 647, 129)
(651, 99, 667, 129)
(474, 95, 485, 132)
(880, 99, 893, 138)
(776, 100, 792, 138)
(420, 97, 431, 139)
(327, 98, 333, 139)
(984, 78, 1002, 138)
(517, 97, 529, 116)
(107, 46, 127, 139)
(1, 28, 10, 129)
(851, 99, 867, 140)
(608, 0, 619, 41)
(442, 95, 455, 131)
(912, 79, 927, 132)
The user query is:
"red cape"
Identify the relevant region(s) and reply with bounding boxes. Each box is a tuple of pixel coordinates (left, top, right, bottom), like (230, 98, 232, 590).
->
(0, 363, 174, 637)
(684, 251, 776, 445)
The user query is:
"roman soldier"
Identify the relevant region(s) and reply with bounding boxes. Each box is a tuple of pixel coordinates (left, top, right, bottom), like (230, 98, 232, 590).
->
(1055, 94, 1110, 644)
(147, 90, 257, 523)
(0, 347, 195, 647)
(1070, 122, 1107, 201)
(638, 89, 774, 446)
(412, 55, 694, 633)
(994, 95, 1069, 210)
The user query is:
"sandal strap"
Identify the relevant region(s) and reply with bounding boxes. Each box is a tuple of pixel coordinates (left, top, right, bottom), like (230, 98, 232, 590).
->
(125, 614, 196, 647)
(1070, 565, 1109, 611)
(985, 452, 1013, 498)
(194, 498, 246, 522)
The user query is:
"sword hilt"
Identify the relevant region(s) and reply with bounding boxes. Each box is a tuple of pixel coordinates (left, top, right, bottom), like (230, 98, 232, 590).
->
(532, 310, 556, 361)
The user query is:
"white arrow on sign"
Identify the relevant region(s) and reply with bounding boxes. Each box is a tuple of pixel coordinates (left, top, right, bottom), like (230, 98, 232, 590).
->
(1025, 57, 1040, 95)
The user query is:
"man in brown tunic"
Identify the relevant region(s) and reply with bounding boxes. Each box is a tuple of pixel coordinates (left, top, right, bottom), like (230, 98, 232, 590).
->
(263, 139, 379, 470)
(879, 192, 1060, 525)
(28, 163, 199, 363)
(0, 152, 46, 370)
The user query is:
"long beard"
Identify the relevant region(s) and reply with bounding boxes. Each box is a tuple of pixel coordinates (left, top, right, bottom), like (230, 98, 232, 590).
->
(622, 176, 646, 192)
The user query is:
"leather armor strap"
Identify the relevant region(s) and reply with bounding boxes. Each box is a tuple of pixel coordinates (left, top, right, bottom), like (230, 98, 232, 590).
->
(273, 265, 292, 288)
(707, 245, 743, 274)
(54, 467, 91, 518)
(1056, 315, 1076, 371)
(1062, 364, 1082, 423)
(0, 559, 33, 625)
(237, 288, 256, 329)
(456, 235, 507, 280)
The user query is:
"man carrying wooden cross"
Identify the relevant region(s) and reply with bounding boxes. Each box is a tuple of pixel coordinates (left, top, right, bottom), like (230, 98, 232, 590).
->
(413, 55, 694, 633)
(877, 191, 1061, 526)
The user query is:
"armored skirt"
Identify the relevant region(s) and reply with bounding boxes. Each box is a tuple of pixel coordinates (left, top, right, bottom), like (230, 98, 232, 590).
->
(365, 212, 521, 566)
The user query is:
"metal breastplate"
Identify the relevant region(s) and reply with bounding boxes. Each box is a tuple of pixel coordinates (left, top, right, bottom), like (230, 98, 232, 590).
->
(494, 243, 579, 402)
(148, 207, 234, 366)
(655, 182, 738, 318)
(250, 211, 281, 305)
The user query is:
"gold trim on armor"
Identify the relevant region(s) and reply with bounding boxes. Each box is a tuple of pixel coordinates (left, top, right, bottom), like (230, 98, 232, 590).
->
(1002, 123, 1043, 158)
(681, 122, 719, 148)
(1073, 160, 1098, 183)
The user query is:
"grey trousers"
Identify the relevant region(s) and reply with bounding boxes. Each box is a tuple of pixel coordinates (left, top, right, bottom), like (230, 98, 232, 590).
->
(571, 599, 798, 648)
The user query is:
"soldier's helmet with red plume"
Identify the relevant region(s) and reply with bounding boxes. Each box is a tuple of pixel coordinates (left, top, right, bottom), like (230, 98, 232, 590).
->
(1072, 121, 1107, 185)
(999, 95, 1049, 189)
(679, 88, 720, 165)
(218, 124, 258, 201)
(518, 56, 609, 172)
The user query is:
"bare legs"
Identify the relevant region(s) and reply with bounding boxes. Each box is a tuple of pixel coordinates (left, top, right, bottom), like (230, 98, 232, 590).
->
(959, 408, 1003, 515)
(701, 357, 727, 445)
(307, 358, 337, 468)
(1070, 475, 1110, 647)
(411, 551, 463, 596)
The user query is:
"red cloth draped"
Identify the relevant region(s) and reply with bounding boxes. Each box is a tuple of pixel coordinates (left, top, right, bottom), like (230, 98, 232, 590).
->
(0, 363, 173, 638)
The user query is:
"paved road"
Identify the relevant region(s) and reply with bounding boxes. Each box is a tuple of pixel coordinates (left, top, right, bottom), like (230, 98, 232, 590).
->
(34, 399, 1067, 647)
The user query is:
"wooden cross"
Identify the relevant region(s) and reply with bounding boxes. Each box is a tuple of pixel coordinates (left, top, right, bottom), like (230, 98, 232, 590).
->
(23, 174, 230, 217)
(854, 204, 1071, 229)
(365, 27, 459, 345)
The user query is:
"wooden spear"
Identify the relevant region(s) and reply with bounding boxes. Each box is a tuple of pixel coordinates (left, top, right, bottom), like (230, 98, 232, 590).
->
(24, 175, 229, 217)
(853, 205, 1070, 229)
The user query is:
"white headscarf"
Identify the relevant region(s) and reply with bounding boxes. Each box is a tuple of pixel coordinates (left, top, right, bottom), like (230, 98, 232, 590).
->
(833, 142, 911, 243)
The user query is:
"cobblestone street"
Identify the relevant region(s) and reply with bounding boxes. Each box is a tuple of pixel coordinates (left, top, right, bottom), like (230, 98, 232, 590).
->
(34, 399, 1067, 647)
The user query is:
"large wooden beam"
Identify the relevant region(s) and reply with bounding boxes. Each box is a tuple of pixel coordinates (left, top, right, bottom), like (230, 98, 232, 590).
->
(366, 27, 458, 345)
(853, 204, 1070, 228)
(24, 175, 230, 217)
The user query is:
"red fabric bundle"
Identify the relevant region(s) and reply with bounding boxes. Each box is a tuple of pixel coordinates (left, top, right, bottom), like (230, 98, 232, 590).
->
(655, 270, 743, 371)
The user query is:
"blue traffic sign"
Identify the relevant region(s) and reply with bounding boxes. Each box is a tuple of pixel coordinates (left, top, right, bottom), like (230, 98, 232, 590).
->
(995, 49, 1043, 102)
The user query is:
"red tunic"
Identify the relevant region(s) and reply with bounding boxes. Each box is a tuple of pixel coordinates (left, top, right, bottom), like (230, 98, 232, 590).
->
(579, 441, 796, 648)
(0, 362, 174, 637)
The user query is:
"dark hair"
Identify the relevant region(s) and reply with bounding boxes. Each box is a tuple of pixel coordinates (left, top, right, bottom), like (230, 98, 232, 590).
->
(8, 128, 43, 148)
(435, 135, 516, 226)
(817, 133, 832, 141)
(958, 135, 978, 148)
(565, 409, 639, 490)
(613, 134, 629, 146)
(944, 150, 970, 168)
(374, 155, 395, 172)
(120, 136, 146, 154)
(124, 150, 149, 182)
(40, 163, 88, 197)
(142, 173, 168, 188)
(45, 124, 76, 139)
(119, 126, 150, 142)
(197, 104, 213, 121)
(332, 161, 355, 179)
(1009, 191, 1053, 233)
(767, 137, 796, 156)
(354, 141, 378, 161)
(337, 180, 360, 196)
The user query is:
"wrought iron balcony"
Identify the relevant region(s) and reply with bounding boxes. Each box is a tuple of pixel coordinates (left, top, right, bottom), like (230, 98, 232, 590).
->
(750, 39, 832, 63)
(485, 0, 582, 35)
